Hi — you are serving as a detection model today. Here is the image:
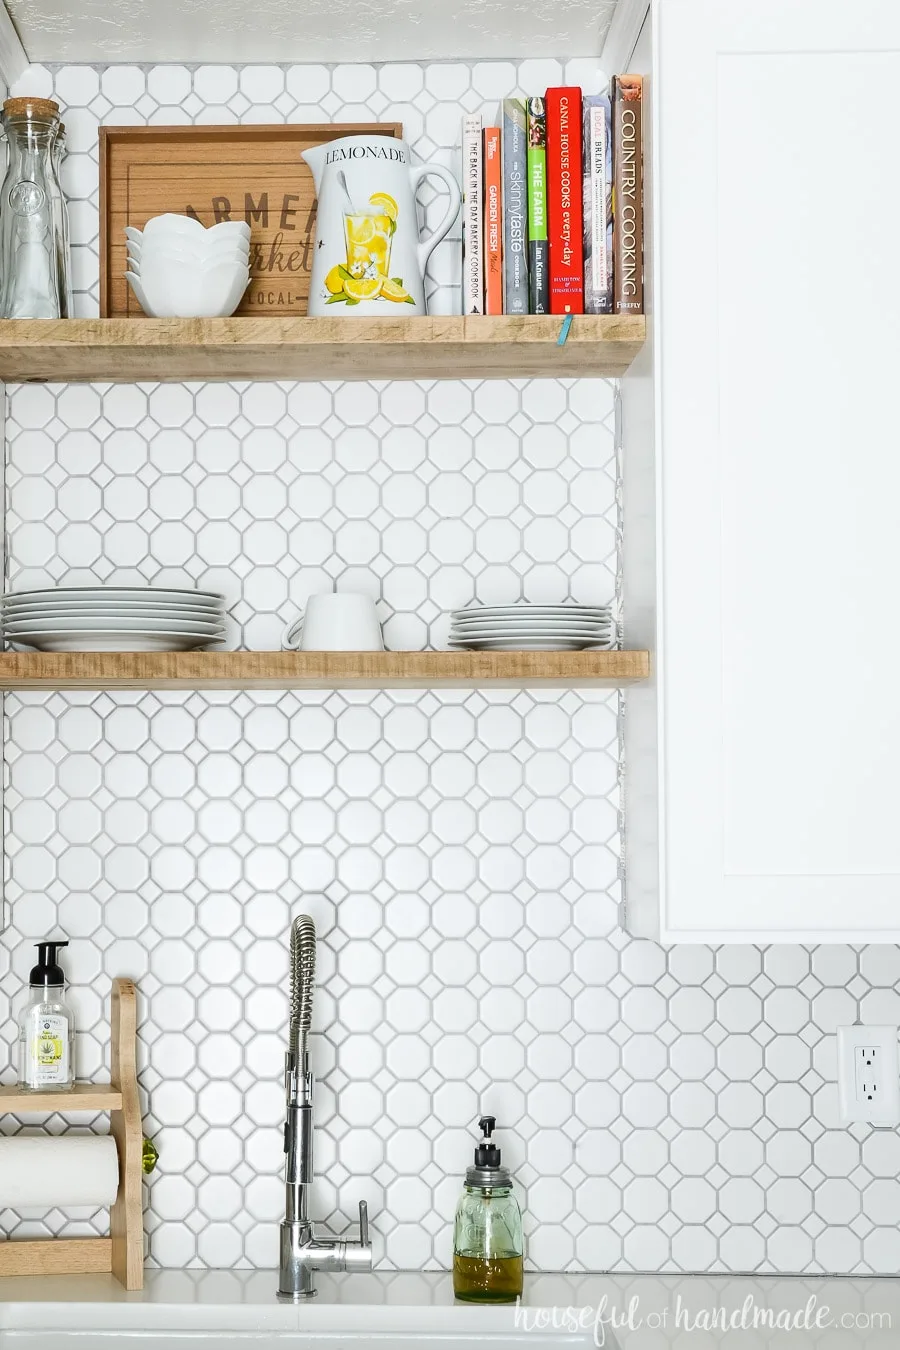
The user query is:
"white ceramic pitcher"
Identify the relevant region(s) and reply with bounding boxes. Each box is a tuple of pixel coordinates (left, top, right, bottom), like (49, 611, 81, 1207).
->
(302, 134, 460, 316)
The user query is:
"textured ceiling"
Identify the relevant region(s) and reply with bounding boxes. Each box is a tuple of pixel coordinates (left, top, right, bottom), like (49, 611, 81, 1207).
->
(4, 0, 618, 64)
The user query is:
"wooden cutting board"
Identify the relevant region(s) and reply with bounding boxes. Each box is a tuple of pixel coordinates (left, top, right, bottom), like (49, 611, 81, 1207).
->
(99, 122, 402, 319)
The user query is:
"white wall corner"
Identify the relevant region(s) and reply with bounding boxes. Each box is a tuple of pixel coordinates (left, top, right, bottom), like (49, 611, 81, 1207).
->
(0, 2, 27, 94)
(601, 0, 651, 72)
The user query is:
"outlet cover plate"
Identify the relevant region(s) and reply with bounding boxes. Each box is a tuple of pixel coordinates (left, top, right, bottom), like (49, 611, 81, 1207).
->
(837, 1025, 900, 1125)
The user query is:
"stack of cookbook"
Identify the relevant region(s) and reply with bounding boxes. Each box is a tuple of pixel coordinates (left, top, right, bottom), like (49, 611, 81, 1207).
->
(461, 76, 643, 318)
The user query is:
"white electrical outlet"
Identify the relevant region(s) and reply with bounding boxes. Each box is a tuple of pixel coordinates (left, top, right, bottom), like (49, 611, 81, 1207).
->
(837, 1025, 900, 1124)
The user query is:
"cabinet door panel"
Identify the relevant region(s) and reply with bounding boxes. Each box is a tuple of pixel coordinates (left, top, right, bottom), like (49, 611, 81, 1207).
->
(657, 0, 900, 940)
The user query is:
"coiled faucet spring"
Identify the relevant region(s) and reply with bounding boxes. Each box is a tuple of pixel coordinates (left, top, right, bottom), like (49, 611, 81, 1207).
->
(288, 914, 316, 1103)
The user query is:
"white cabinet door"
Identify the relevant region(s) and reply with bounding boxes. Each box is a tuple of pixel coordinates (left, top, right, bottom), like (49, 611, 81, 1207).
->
(632, 0, 900, 941)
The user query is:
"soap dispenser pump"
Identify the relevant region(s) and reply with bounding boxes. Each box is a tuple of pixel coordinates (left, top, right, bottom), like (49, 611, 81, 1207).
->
(18, 939, 75, 1091)
(452, 1115, 524, 1303)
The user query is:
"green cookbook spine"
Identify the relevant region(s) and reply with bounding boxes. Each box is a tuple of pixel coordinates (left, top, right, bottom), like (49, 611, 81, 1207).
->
(526, 96, 549, 314)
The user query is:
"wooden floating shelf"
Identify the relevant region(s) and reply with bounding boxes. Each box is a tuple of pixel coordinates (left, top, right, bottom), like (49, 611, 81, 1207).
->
(0, 1081, 122, 1112)
(0, 314, 645, 384)
(0, 649, 650, 691)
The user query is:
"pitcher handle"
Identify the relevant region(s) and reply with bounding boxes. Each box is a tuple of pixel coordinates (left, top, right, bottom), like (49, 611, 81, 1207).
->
(411, 163, 462, 276)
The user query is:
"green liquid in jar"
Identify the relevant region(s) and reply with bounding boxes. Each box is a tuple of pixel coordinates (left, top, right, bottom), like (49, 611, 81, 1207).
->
(452, 1252, 524, 1304)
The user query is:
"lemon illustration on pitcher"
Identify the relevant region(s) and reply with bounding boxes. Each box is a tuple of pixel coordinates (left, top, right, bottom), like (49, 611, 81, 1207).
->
(303, 135, 461, 317)
(324, 194, 413, 305)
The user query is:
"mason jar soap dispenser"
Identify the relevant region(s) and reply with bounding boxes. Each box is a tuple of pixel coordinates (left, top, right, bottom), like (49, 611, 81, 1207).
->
(452, 1115, 524, 1303)
(18, 939, 75, 1090)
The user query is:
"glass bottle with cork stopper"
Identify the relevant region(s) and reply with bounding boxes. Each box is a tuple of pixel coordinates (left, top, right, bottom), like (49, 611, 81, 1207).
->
(452, 1115, 524, 1303)
(0, 96, 70, 318)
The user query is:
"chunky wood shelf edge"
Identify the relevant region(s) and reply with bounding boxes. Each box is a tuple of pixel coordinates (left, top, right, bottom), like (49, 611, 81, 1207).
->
(0, 314, 646, 383)
(0, 1082, 122, 1112)
(0, 649, 650, 690)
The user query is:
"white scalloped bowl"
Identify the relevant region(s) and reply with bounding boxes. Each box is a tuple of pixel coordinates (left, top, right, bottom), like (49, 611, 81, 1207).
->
(134, 215, 251, 244)
(125, 264, 250, 319)
(128, 246, 250, 273)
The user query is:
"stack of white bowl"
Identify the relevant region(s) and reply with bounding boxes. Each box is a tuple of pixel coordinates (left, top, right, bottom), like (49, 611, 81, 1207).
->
(3, 586, 228, 652)
(125, 214, 251, 318)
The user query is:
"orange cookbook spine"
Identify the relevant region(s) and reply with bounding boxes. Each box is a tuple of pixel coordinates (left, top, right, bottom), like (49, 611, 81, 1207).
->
(483, 127, 503, 315)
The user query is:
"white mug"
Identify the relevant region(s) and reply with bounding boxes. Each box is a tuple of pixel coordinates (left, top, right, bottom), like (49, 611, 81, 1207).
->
(282, 592, 384, 652)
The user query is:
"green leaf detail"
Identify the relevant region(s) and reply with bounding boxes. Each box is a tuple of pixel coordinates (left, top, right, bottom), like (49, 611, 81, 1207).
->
(338, 265, 353, 280)
(404, 295, 416, 303)
(391, 277, 403, 286)
(345, 297, 360, 306)
(326, 292, 347, 304)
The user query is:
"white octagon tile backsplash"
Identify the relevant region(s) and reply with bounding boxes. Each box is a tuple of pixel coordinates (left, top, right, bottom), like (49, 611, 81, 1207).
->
(2, 62, 900, 1279)
(5, 378, 616, 650)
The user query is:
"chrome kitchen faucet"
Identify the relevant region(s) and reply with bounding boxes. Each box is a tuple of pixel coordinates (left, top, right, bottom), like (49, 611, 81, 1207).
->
(277, 914, 372, 1300)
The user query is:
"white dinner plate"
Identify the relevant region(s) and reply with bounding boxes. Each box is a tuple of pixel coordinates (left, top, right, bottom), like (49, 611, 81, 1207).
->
(452, 603, 611, 610)
(451, 605, 612, 619)
(451, 619, 613, 630)
(447, 623, 615, 634)
(450, 615, 612, 623)
(449, 626, 614, 640)
(3, 604, 225, 621)
(449, 631, 616, 641)
(450, 635, 614, 646)
(5, 617, 225, 635)
(450, 619, 614, 630)
(2, 594, 223, 606)
(9, 633, 224, 652)
(451, 619, 613, 631)
(449, 637, 616, 651)
(3, 587, 222, 605)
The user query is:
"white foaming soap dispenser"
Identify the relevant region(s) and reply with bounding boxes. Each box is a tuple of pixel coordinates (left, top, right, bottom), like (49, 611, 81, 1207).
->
(18, 939, 75, 1091)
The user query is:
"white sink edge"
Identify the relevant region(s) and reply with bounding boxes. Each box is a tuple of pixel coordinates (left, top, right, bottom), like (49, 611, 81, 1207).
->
(0, 1305, 550, 1333)
(0, 1271, 608, 1337)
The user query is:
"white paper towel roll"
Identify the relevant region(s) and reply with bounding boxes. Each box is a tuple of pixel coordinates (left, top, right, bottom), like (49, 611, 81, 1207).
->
(0, 1134, 119, 1208)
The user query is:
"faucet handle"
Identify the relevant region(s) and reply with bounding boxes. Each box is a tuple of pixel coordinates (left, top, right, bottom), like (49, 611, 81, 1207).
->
(341, 1199, 373, 1273)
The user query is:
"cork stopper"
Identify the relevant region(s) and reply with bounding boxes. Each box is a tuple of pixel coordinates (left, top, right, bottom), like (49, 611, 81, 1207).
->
(3, 97, 60, 121)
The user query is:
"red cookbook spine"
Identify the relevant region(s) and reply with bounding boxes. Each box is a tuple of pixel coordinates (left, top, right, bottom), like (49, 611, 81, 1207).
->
(545, 86, 584, 315)
(483, 127, 503, 315)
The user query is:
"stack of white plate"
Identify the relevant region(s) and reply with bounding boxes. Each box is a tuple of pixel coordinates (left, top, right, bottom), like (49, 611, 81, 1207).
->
(3, 587, 227, 652)
(448, 603, 616, 651)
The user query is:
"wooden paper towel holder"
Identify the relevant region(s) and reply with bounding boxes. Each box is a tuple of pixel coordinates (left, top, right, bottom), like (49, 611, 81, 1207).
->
(0, 976, 143, 1289)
